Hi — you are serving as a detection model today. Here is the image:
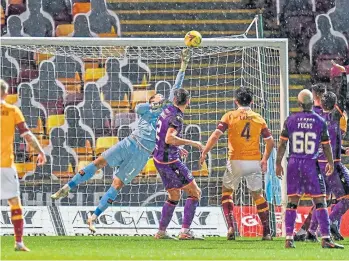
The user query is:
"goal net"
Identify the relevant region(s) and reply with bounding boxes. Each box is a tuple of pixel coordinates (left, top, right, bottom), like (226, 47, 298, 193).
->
(0, 37, 288, 237)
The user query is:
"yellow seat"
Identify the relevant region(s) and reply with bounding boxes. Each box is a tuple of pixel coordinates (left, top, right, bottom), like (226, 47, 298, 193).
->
(5, 94, 18, 104)
(98, 32, 118, 38)
(53, 164, 74, 179)
(95, 137, 119, 155)
(46, 115, 65, 134)
(84, 68, 105, 82)
(56, 24, 74, 37)
(58, 72, 81, 93)
(141, 158, 157, 176)
(131, 90, 156, 110)
(1, 6, 5, 26)
(192, 161, 209, 177)
(16, 162, 36, 179)
(73, 140, 93, 161)
(34, 53, 53, 65)
(101, 93, 130, 108)
(30, 118, 44, 136)
(73, 2, 91, 17)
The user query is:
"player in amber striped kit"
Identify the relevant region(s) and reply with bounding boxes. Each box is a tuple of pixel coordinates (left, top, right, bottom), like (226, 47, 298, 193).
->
(0, 79, 46, 251)
(201, 87, 275, 240)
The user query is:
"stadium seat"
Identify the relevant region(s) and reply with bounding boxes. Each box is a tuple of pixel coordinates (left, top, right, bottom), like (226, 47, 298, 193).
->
(73, 140, 93, 161)
(52, 163, 74, 178)
(1, 6, 5, 27)
(7, 0, 26, 16)
(84, 60, 100, 69)
(65, 93, 84, 106)
(141, 158, 157, 176)
(19, 0, 55, 37)
(46, 115, 65, 134)
(98, 32, 118, 38)
(20, 69, 39, 83)
(131, 90, 156, 110)
(192, 161, 209, 177)
(16, 162, 36, 179)
(42, 0, 72, 26)
(84, 68, 105, 82)
(34, 53, 54, 65)
(72, 2, 91, 17)
(56, 24, 74, 37)
(95, 136, 119, 155)
(5, 94, 18, 104)
(58, 72, 82, 93)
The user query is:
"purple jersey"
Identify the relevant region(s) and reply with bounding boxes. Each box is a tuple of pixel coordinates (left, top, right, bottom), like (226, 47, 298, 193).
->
(280, 111, 330, 159)
(153, 105, 184, 162)
(313, 105, 323, 115)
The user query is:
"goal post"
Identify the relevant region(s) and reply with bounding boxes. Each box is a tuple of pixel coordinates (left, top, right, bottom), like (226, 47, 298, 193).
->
(0, 37, 289, 237)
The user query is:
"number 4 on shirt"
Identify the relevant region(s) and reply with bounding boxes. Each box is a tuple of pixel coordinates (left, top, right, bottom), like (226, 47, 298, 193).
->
(241, 122, 251, 140)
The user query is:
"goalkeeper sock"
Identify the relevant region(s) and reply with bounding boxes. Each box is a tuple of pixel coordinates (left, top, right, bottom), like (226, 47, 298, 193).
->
(221, 192, 235, 231)
(182, 196, 199, 231)
(94, 186, 119, 217)
(68, 163, 98, 189)
(159, 200, 178, 232)
(255, 197, 271, 236)
(11, 205, 24, 243)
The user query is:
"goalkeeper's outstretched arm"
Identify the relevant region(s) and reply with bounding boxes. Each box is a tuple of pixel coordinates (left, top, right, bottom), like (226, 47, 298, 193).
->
(168, 48, 191, 102)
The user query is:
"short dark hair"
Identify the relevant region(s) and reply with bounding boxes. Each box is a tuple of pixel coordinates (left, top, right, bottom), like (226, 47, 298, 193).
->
(311, 83, 327, 97)
(321, 91, 337, 111)
(236, 87, 253, 106)
(149, 95, 156, 103)
(174, 88, 190, 106)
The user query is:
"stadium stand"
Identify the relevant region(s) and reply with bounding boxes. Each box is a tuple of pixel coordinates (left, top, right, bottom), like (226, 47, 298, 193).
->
(1, 0, 348, 185)
(19, 0, 55, 37)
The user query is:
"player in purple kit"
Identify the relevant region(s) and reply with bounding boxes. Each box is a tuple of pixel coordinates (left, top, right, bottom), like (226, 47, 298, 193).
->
(153, 88, 204, 240)
(308, 92, 349, 241)
(276, 89, 344, 249)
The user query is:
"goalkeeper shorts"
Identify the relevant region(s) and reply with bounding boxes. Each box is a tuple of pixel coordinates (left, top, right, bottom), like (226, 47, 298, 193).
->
(0, 167, 20, 200)
(223, 160, 262, 191)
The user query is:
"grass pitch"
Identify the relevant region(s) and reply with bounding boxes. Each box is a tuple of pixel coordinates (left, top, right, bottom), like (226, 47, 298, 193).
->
(1, 236, 349, 260)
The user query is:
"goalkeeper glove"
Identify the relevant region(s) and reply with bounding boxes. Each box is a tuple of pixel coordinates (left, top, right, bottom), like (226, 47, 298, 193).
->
(180, 48, 191, 71)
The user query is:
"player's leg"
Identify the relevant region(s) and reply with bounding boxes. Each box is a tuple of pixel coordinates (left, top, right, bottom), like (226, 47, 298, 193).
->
(87, 176, 124, 233)
(88, 139, 150, 232)
(1, 168, 29, 251)
(242, 160, 272, 240)
(181, 179, 202, 240)
(294, 206, 315, 241)
(154, 162, 182, 239)
(327, 163, 349, 240)
(306, 161, 343, 248)
(51, 138, 128, 199)
(285, 195, 301, 248)
(284, 158, 303, 248)
(221, 160, 242, 240)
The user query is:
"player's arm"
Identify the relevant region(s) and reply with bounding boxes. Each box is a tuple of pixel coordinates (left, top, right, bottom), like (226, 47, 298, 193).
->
(168, 49, 190, 102)
(260, 121, 275, 172)
(320, 121, 335, 176)
(165, 115, 202, 149)
(15, 107, 46, 166)
(275, 119, 289, 179)
(199, 114, 228, 165)
(165, 128, 202, 149)
(135, 103, 151, 116)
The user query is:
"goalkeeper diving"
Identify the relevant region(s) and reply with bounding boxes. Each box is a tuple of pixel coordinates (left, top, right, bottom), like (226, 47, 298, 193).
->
(51, 49, 191, 232)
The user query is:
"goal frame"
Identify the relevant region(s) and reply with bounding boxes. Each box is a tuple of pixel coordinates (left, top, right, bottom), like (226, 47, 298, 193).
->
(1, 36, 289, 236)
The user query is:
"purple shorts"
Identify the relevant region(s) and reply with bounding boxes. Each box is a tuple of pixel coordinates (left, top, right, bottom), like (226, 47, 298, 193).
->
(287, 158, 326, 197)
(154, 160, 194, 190)
(319, 162, 349, 199)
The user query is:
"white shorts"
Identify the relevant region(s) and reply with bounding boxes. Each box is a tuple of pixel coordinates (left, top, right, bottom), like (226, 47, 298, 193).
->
(1, 167, 20, 200)
(223, 160, 262, 191)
